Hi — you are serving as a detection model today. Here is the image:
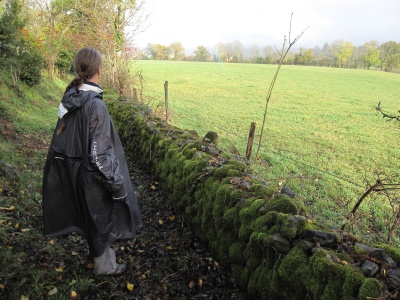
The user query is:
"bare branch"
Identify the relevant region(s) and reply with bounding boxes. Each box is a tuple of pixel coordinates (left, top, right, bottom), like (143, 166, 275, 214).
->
(375, 102, 400, 122)
(255, 14, 309, 160)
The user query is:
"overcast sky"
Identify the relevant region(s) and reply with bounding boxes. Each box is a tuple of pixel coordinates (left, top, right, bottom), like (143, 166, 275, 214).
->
(132, 0, 400, 52)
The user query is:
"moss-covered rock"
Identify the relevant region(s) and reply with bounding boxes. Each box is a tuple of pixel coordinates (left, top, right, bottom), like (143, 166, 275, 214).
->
(261, 195, 301, 215)
(358, 278, 381, 300)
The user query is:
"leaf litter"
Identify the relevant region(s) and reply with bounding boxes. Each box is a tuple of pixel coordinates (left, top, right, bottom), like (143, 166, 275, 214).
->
(0, 153, 245, 299)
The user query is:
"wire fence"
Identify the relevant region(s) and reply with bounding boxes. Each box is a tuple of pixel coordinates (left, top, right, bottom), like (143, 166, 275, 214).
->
(168, 106, 366, 190)
(138, 78, 400, 245)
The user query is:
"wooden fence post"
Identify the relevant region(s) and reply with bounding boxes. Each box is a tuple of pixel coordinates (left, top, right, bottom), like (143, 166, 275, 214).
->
(246, 122, 256, 161)
(164, 81, 169, 123)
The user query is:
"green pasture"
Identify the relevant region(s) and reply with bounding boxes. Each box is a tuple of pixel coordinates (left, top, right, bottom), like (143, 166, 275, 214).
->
(132, 60, 400, 243)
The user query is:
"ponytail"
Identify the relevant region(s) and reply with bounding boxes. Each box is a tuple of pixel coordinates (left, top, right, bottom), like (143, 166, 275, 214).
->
(65, 76, 84, 93)
(64, 48, 102, 94)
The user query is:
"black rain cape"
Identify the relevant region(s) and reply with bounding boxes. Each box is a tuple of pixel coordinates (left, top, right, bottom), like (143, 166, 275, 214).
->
(42, 82, 142, 257)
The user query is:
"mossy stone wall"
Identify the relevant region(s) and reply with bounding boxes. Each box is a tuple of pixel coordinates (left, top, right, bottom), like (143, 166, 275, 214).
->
(107, 99, 382, 300)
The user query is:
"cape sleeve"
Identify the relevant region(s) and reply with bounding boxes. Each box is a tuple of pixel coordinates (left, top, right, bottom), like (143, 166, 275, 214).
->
(89, 99, 127, 201)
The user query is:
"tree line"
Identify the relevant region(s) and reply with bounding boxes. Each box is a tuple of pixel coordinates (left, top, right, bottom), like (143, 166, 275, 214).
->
(0, 0, 147, 96)
(1, 0, 399, 95)
(140, 40, 400, 72)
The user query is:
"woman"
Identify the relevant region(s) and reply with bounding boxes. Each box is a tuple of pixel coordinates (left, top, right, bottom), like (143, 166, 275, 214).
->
(42, 48, 142, 275)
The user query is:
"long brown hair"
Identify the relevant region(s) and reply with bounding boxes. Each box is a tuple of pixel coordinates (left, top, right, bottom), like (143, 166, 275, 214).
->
(65, 48, 102, 93)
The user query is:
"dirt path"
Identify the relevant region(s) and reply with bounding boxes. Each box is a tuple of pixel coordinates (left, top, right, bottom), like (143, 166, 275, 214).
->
(109, 157, 246, 299)
(0, 115, 245, 299)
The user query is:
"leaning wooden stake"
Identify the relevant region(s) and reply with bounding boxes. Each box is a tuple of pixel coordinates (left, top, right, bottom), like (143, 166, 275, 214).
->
(164, 81, 169, 123)
(246, 122, 256, 161)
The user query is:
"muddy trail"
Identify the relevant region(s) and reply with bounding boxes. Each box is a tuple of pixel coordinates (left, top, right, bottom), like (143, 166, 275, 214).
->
(1, 158, 247, 300)
(107, 156, 246, 299)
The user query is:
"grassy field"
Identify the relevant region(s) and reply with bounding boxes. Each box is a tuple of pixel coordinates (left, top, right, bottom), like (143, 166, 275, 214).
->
(132, 60, 400, 243)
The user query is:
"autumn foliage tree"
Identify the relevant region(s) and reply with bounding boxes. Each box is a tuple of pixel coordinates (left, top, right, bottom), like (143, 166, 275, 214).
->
(193, 46, 212, 62)
(0, 0, 44, 86)
(380, 41, 400, 72)
(20, 0, 148, 94)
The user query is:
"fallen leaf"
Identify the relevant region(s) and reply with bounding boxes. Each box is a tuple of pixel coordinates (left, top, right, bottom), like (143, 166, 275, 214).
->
(0, 205, 15, 211)
(0, 284, 4, 289)
(166, 246, 173, 250)
(49, 239, 55, 245)
(213, 261, 219, 268)
(21, 228, 30, 232)
(127, 282, 134, 291)
(15, 223, 20, 229)
(158, 219, 163, 225)
(198, 278, 203, 287)
(150, 185, 156, 190)
(70, 290, 78, 298)
(71, 251, 78, 256)
(188, 280, 195, 289)
(56, 266, 63, 272)
(87, 263, 94, 269)
(21, 296, 29, 300)
(137, 249, 144, 253)
(48, 287, 58, 295)
(169, 215, 175, 221)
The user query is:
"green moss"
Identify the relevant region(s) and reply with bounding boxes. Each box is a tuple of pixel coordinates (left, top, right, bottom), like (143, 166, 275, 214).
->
(322, 279, 345, 300)
(217, 229, 235, 265)
(247, 263, 262, 297)
(215, 183, 232, 201)
(229, 242, 246, 264)
(247, 258, 277, 299)
(221, 177, 232, 185)
(225, 160, 247, 172)
(238, 198, 267, 241)
(183, 160, 197, 176)
(231, 264, 247, 290)
(277, 247, 309, 298)
(195, 160, 207, 172)
(201, 200, 217, 243)
(222, 207, 239, 231)
(158, 138, 173, 151)
(342, 265, 364, 297)
(184, 171, 197, 188)
(251, 214, 272, 232)
(280, 216, 301, 240)
(267, 260, 287, 300)
(358, 278, 381, 300)
(249, 184, 277, 198)
(226, 169, 243, 177)
(262, 195, 300, 215)
(249, 232, 271, 251)
(166, 173, 176, 191)
(132, 115, 145, 127)
(214, 166, 230, 178)
(305, 250, 331, 297)
(229, 189, 245, 204)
